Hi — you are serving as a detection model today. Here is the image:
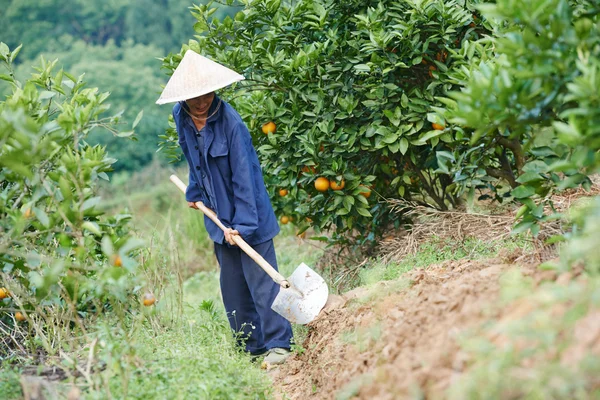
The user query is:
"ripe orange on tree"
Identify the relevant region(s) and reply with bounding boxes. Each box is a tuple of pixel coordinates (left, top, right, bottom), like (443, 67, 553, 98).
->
(0, 288, 10, 299)
(112, 254, 123, 267)
(314, 177, 330, 192)
(279, 188, 288, 197)
(330, 178, 345, 191)
(23, 208, 33, 218)
(428, 65, 437, 78)
(280, 215, 290, 225)
(261, 121, 276, 134)
(15, 312, 26, 321)
(436, 50, 448, 62)
(359, 186, 372, 198)
(432, 122, 445, 130)
(143, 293, 156, 307)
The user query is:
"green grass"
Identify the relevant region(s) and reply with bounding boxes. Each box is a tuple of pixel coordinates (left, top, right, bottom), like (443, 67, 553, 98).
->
(89, 271, 272, 400)
(359, 235, 531, 287)
(0, 369, 21, 399)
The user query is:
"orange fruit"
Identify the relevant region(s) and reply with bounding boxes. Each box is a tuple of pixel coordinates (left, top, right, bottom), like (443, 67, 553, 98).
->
(279, 189, 288, 197)
(297, 231, 306, 239)
(428, 65, 436, 78)
(314, 177, 330, 192)
(112, 255, 123, 267)
(261, 121, 276, 134)
(432, 123, 445, 130)
(143, 293, 156, 307)
(280, 215, 290, 225)
(302, 166, 316, 174)
(359, 186, 372, 198)
(0, 288, 9, 299)
(15, 312, 26, 321)
(23, 208, 33, 218)
(330, 179, 345, 191)
(305, 217, 313, 223)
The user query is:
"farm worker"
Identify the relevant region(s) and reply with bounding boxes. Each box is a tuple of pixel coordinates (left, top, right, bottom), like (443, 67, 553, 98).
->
(156, 50, 293, 366)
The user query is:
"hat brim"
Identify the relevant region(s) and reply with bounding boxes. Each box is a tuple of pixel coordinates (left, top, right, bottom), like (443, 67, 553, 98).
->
(156, 75, 245, 105)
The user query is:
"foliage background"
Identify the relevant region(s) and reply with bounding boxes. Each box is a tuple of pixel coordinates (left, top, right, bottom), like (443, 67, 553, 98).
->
(0, 0, 235, 172)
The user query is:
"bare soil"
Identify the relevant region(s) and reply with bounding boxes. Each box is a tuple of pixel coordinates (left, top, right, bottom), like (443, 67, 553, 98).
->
(271, 257, 557, 399)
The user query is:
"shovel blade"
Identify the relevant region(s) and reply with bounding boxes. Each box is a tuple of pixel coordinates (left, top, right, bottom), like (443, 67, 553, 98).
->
(271, 263, 328, 325)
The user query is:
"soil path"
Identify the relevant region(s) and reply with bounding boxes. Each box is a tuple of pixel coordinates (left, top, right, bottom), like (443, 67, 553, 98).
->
(271, 258, 545, 399)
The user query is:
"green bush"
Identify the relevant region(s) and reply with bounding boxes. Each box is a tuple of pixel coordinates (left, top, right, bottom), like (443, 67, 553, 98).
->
(439, 0, 600, 235)
(0, 43, 145, 355)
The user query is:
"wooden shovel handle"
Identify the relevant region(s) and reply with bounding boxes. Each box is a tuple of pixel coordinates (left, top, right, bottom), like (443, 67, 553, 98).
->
(169, 175, 290, 289)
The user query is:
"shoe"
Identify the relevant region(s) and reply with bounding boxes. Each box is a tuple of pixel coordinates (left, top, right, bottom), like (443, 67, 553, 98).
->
(250, 350, 268, 363)
(261, 348, 291, 369)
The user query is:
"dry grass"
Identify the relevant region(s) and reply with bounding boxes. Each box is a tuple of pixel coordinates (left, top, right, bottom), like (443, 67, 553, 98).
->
(378, 177, 600, 266)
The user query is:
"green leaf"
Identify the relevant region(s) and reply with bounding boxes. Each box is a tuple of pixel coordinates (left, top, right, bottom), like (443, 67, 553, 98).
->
(512, 220, 534, 234)
(516, 172, 542, 183)
(101, 236, 114, 256)
(82, 197, 102, 211)
(401, 93, 408, 108)
(356, 207, 372, 217)
(399, 138, 409, 155)
(354, 64, 371, 72)
(511, 185, 535, 199)
(132, 110, 144, 129)
(32, 207, 50, 228)
(119, 238, 146, 254)
(82, 221, 102, 236)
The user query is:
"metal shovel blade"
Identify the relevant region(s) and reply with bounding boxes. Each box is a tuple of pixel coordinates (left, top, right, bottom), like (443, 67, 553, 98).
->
(271, 263, 329, 325)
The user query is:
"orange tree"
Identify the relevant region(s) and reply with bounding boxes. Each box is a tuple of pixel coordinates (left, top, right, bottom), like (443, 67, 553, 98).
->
(0, 43, 146, 354)
(436, 0, 600, 236)
(160, 0, 492, 246)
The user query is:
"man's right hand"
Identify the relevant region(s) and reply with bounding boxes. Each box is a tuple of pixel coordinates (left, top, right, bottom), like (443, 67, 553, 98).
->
(188, 201, 199, 209)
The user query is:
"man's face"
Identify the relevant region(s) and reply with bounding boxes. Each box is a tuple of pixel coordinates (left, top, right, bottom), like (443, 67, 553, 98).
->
(186, 92, 215, 115)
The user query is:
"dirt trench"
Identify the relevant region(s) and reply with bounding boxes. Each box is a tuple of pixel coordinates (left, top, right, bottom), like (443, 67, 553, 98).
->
(271, 258, 546, 399)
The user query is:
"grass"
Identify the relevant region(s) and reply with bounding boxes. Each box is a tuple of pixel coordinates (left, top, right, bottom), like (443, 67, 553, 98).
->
(88, 271, 273, 400)
(359, 235, 531, 287)
(447, 271, 600, 400)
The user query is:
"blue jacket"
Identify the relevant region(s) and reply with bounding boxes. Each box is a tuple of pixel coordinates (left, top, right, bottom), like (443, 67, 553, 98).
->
(173, 96, 280, 245)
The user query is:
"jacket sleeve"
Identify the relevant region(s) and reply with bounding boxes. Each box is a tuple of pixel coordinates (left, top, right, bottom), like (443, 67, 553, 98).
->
(173, 108, 207, 204)
(229, 123, 259, 239)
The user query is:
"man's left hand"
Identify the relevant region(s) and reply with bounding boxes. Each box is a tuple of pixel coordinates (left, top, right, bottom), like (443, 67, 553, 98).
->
(224, 228, 240, 246)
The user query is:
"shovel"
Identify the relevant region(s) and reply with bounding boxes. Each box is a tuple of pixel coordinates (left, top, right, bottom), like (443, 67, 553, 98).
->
(170, 174, 329, 324)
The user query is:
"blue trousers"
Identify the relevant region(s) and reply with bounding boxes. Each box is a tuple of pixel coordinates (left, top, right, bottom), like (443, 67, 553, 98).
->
(214, 239, 293, 355)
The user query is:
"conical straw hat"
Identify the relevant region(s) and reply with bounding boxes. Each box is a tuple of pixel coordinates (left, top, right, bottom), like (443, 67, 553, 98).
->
(156, 50, 245, 104)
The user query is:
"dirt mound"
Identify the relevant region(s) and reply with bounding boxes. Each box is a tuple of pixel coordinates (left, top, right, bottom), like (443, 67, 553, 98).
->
(272, 258, 545, 399)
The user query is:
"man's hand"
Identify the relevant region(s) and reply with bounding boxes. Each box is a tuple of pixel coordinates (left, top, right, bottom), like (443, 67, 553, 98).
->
(224, 228, 240, 246)
(188, 201, 199, 209)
